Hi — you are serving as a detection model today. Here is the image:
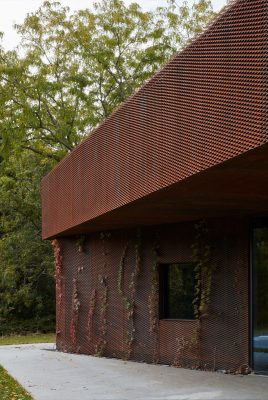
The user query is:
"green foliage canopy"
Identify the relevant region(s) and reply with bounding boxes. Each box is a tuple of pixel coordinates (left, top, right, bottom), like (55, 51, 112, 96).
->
(0, 0, 215, 160)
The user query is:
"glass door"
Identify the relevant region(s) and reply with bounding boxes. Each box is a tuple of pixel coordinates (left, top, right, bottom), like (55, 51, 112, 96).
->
(252, 223, 268, 374)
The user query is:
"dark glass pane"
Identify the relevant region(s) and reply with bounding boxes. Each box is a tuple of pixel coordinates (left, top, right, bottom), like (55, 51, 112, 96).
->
(253, 226, 268, 373)
(162, 263, 195, 319)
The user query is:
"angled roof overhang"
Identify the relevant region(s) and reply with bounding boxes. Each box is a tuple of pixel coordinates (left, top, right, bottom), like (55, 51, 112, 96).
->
(42, 0, 268, 239)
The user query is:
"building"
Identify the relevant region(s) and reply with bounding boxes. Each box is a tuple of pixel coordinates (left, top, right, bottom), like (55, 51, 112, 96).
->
(42, 0, 268, 374)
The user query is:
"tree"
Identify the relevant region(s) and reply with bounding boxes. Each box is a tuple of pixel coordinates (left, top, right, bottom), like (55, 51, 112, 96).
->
(0, 0, 215, 161)
(0, 152, 55, 331)
(0, 0, 216, 330)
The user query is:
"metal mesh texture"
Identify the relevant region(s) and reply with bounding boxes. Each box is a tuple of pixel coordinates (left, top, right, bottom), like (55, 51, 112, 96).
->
(56, 218, 249, 372)
(42, 0, 268, 239)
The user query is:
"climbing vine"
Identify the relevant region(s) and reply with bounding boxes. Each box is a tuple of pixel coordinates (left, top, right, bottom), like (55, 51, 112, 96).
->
(117, 239, 134, 359)
(134, 228, 142, 278)
(185, 220, 215, 368)
(192, 220, 214, 318)
(95, 275, 108, 357)
(52, 239, 63, 338)
(148, 231, 160, 363)
(100, 232, 111, 256)
(173, 336, 190, 367)
(173, 320, 201, 368)
(70, 277, 80, 350)
(76, 235, 87, 253)
(126, 229, 142, 359)
(118, 241, 130, 298)
(117, 229, 143, 359)
(70, 238, 87, 351)
(87, 288, 97, 343)
(191, 320, 201, 365)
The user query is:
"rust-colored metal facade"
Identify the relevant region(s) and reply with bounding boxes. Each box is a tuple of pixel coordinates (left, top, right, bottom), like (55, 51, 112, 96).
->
(42, 0, 268, 240)
(55, 218, 249, 371)
(42, 0, 268, 372)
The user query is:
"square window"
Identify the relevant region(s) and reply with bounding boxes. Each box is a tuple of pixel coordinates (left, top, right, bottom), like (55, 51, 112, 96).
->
(159, 263, 197, 320)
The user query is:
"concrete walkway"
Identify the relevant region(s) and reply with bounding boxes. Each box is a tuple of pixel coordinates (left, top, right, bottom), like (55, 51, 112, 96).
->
(1, 344, 268, 400)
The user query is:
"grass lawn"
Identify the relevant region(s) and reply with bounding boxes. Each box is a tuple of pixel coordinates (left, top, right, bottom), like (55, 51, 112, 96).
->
(0, 366, 33, 400)
(0, 332, 55, 346)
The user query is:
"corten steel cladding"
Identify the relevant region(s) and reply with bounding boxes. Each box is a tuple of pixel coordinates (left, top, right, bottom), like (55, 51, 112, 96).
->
(55, 219, 249, 371)
(43, 0, 265, 372)
(42, 0, 268, 240)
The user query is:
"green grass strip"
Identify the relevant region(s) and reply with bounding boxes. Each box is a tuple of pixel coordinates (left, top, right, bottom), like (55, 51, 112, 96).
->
(0, 333, 55, 346)
(0, 366, 33, 400)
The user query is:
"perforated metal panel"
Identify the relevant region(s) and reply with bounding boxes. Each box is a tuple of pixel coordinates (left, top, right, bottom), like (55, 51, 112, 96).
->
(42, 0, 268, 240)
(55, 218, 249, 371)
(45, 0, 266, 372)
